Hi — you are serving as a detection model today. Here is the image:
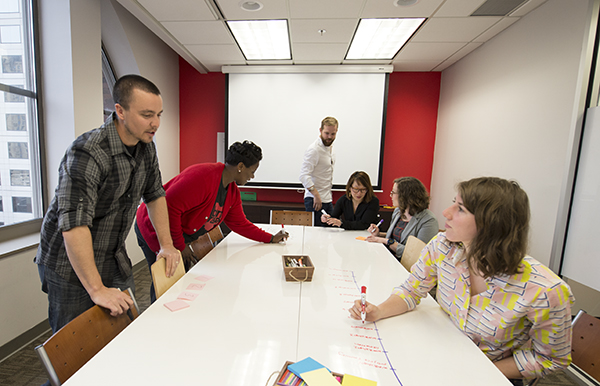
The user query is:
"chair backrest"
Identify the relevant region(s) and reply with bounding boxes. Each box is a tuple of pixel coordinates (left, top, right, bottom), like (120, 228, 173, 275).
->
(189, 233, 214, 262)
(571, 309, 600, 382)
(270, 210, 313, 226)
(35, 288, 139, 386)
(208, 225, 224, 244)
(400, 235, 426, 271)
(151, 254, 186, 299)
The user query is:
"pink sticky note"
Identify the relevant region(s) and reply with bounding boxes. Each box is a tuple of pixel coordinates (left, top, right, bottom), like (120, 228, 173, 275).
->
(186, 282, 206, 291)
(195, 275, 214, 282)
(164, 299, 190, 312)
(178, 291, 199, 301)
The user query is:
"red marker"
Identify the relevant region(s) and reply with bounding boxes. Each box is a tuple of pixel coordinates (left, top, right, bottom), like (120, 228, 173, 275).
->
(279, 223, 290, 242)
(361, 286, 367, 323)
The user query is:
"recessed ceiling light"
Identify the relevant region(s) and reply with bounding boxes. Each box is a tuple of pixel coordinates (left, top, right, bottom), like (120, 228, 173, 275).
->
(227, 20, 291, 60)
(394, 0, 419, 6)
(346, 18, 425, 60)
(240, 1, 263, 11)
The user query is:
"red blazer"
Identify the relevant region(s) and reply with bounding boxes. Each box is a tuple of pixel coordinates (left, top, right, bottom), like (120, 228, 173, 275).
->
(136, 163, 271, 252)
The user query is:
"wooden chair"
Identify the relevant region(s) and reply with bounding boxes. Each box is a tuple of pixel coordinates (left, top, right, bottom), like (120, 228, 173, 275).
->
(569, 309, 600, 383)
(35, 288, 139, 386)
(270, 210, 313, 226)
(400, 235, 426, 272)
(151, 254, 186, 299)
(208, 225, 224, 244)
(186, 233, 214, 268)
(182, 226, 225, 271)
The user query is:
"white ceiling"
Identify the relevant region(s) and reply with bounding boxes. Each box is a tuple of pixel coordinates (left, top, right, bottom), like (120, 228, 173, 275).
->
(115, 0, 547, 73)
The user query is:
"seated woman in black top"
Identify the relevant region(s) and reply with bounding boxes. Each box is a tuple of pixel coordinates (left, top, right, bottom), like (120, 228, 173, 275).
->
(321, 171, 379, 230)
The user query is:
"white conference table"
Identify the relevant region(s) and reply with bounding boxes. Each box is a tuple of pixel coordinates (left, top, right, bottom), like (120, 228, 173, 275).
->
(64, 225, 511, 386)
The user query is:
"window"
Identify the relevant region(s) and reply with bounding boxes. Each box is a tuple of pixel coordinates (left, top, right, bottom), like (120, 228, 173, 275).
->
(102, 45, 116, 121)
(12, 196, 32, 213)
(6, 113, 25, 130)
(0, 0, 42, 231)
(10, 169, 30, 186)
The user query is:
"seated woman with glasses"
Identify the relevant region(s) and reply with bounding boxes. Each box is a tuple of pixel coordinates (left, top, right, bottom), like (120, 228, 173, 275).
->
(366, 177, 438, 260)
(320, 171, 379, 230)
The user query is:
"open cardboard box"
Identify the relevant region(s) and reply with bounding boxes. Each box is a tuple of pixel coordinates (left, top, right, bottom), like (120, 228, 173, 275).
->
(282, 255, 314, 282)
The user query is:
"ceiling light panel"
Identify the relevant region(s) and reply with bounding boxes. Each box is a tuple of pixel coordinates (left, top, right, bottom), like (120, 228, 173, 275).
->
(346, 18, 425, 60)
(227, 20, 291, 60)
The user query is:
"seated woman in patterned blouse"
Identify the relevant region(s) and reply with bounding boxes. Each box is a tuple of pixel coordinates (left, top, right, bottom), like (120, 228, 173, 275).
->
(350, 177, 574, 384)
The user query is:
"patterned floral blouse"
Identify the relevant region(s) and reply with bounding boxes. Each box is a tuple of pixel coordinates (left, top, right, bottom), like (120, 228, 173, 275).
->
(393, 233, 574, 379)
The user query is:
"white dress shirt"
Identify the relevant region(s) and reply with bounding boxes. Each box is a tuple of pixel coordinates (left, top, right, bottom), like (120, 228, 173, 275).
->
(299, 138, 335, 203)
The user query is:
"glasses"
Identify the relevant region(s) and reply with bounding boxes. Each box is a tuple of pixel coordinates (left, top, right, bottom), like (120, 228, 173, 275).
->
(390, 190, 399, 196)
(351, 187, 367, 194)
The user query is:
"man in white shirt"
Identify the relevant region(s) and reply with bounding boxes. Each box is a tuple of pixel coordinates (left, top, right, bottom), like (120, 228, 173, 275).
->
(299, 117, 338, 226)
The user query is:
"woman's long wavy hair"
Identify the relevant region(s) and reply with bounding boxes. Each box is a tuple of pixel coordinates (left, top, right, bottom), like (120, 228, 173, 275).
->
(395, 177, 430, 218)
(458, 177, 530, 278)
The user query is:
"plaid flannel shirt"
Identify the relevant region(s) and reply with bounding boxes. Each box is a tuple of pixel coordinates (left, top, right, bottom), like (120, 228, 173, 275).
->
(35, 113, 165, 286)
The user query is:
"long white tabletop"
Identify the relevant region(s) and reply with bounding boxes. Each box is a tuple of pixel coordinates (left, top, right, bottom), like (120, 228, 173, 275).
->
(64, 225, 511, 386)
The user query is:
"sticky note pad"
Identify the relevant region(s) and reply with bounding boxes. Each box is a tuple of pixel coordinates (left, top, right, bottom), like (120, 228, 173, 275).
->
(195, 275, 214, 282)
(341, 374, 377, 386)
(178, 291, 199, 301)
(186, 282, 206, 291)
(163, 299, 190, 312)
(288, 357, 327, 378)
(301, 368, 341, 386)
(355, 236, 366, 241)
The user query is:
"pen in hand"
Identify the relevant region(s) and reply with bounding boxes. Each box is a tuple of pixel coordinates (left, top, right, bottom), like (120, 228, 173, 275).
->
(280, 224, 289, 240)
(361, 286, 367, 323)
(371, 219, 384, 233)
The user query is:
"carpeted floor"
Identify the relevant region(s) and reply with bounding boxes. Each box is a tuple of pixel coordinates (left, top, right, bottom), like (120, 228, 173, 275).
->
(0, 263, 581, 386)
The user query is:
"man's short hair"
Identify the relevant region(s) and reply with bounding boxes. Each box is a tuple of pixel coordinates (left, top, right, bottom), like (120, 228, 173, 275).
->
(320, 117, 338, 130)
(113, 74, 160, 110)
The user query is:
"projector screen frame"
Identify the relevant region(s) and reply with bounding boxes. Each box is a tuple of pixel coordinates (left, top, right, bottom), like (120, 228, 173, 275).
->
(225, 72, 390, 191)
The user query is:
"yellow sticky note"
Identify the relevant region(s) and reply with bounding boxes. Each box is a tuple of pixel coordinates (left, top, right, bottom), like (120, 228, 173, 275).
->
(355, 236, 366, 241)
(301, 368, 341, 386)
(341, 374, 377, 386)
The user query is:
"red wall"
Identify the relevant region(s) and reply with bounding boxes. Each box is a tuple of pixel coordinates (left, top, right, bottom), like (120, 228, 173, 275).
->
(179, 57, 440, 207)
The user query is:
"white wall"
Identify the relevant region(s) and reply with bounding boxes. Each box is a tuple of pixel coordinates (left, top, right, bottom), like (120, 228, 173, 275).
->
(40, 0, 103, 200)
(432, 0, 589, 265)
(0, 247, 48, 349)
(431, 0, 599, 312)
(0, 0, 179, 348)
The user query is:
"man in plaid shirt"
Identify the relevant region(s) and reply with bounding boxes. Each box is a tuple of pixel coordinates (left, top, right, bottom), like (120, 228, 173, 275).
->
(35, 75, 181, 333)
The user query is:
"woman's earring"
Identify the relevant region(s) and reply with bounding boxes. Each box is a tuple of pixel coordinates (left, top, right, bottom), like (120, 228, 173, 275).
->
(238, 170, 241, 173)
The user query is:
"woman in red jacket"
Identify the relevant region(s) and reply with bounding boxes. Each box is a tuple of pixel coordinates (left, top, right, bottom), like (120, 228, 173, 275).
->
(135, 141, 288, 302)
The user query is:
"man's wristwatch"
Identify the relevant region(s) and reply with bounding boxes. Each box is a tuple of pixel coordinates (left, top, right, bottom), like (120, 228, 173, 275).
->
(308, 186, 315, 192)
(387, 238, 395, 246)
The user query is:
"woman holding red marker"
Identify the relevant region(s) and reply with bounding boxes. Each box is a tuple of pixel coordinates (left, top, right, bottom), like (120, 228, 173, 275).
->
(350, 177, 574, 384)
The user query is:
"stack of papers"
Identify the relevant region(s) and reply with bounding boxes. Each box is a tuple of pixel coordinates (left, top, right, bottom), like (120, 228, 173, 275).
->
(279, 357, 376, 386)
